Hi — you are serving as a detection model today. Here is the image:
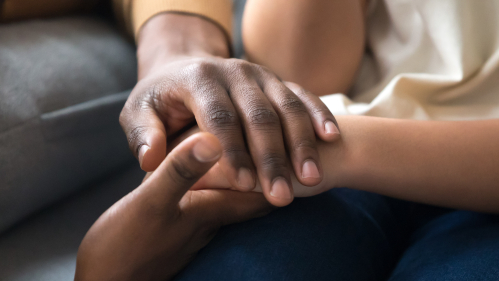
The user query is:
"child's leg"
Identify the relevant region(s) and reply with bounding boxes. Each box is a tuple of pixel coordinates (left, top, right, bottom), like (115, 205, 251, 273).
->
(388, 210, 499, 280)
(174, 188, 410, 281)
(242, 0, 367, 95)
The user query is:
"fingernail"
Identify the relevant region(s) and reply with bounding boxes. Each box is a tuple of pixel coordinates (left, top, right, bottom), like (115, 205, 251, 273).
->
(270, 178, 292, 200)
(193, 139, 221, 162)
(238, 168, 255, 190)
(302, 160, 320, 179)
(325, 121, 340, 135)
(138, 145, 150, 167)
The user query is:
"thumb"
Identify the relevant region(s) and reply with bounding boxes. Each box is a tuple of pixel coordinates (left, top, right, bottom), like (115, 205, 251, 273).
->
(140, 132, 223, 208)
(120, 102, 167, 172)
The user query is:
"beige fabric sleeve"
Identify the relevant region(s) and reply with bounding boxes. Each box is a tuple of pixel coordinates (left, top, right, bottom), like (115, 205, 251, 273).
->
(113, 0, 233, 40)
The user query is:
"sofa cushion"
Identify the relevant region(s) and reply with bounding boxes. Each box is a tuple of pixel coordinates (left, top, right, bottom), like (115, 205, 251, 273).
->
(0, 165, 144, 281)
(0, 16, 137, 233)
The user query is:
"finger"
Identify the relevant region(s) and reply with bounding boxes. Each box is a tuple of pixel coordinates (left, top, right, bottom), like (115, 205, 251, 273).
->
(258, 75, 324, 187)
(284, 81, 341, 142)
(140, 132, 222, 207)
(225, 71, 294, 206)
(197, 190, 274, 228)
(185, 83, 257, 192)
(120, 92, 167, 172)
(191, 162, 231, 190)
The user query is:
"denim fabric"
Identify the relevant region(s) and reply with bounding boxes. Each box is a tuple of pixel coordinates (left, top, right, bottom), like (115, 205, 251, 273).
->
(174, 188, 499, 281)
(389, 211, 499, 280)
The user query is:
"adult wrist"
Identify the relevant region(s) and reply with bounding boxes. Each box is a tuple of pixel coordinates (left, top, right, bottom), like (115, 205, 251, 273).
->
(137, 13, 231, 79)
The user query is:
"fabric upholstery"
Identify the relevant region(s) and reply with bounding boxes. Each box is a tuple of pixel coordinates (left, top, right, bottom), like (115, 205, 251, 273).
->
(0, 165, 144, 281)
(0, 16, 137, 233)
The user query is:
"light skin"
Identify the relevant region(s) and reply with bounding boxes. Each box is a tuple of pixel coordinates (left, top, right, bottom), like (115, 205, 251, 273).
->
(155, 83, 499, 213)
(197, 0, 499, 213)
(243, 0, 367, 95)
(195, 105, 499, 213)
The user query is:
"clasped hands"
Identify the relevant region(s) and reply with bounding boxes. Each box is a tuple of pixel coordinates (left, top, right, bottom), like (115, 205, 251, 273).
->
(75, 57, 341, 281)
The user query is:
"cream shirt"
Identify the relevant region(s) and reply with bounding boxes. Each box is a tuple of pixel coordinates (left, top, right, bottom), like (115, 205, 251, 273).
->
(321, 0, 499, 121)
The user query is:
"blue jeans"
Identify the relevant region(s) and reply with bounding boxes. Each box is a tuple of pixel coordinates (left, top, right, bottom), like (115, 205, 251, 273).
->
(174, 188, 499, 280)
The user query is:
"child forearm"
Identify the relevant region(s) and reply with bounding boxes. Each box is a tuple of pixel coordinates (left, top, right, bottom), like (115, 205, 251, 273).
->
(323, 116, 499, 213)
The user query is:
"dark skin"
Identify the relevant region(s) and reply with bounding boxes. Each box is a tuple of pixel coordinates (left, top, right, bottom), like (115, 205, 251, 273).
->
(77, 1, 369, 279)
(119, 13, 341, 207)
(74, 133, 273, 281)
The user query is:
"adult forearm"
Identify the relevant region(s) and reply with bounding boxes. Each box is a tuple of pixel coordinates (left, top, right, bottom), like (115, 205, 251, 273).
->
(137, 13, 230, 79)
(325, 116, 499, 213)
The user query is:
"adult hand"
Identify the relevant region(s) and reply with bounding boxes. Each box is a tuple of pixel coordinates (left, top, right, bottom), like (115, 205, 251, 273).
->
(120, 13, 340, 207)
(74, 132, 272, 281)
(170, 128, 336, 198)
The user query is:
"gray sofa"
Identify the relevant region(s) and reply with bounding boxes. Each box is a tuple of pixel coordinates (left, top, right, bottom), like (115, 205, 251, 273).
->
(0, 1, 246, 279)
(0, 16, 142, 280)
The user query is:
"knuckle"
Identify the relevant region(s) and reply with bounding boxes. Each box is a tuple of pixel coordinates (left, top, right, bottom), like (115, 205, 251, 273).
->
(236, 85, 263, 99)
(260, 152, 288, 171)
(144, 84, 165, 109)
(279, 95, 308, 116)
(311, 106, 331, 120)
(222, 146, 247, 158)
(126, 126, 149, 154)
(228, 58, 252, 69)
(221, 146, 252, 167)
(292, 138, 316, 151)
(119, 90, 160, 130)
(205, 104, 239, 128)
(187, 60, 217, 79)
(169, 157, 198, 183)
(227, 59, 254, 79)
(133, 80, 162, 109)
(247, 107, 280, 128)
